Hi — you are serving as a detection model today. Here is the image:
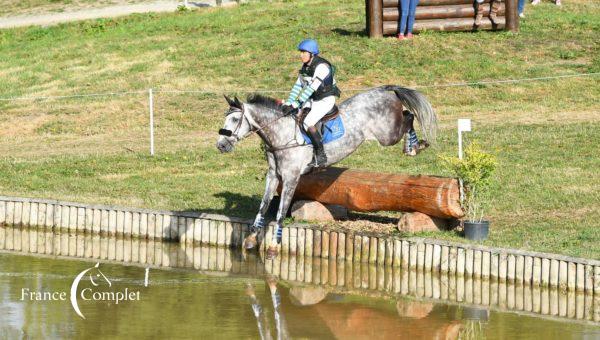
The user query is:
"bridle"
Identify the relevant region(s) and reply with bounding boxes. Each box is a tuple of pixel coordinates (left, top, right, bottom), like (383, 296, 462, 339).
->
(218, 108, 250, 142)
(218, 106, 306, 152)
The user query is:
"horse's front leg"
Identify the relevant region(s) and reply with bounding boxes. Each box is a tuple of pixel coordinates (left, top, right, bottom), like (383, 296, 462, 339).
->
(243, 153, 279, 250)
(266, 173, 301, 258)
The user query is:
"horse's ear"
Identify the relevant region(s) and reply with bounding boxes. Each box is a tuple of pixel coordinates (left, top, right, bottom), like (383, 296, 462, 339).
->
(224, 95, 236, 108)
(233, 96, 243, 109)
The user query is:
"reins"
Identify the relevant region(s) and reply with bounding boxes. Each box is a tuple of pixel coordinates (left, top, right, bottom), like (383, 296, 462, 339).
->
(219, 106, 307, 152)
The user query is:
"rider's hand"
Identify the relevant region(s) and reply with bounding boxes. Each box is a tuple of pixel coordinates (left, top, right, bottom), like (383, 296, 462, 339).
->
(281, 104, 297, 116)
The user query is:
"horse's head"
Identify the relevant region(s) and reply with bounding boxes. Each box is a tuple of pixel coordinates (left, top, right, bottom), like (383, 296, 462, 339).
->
(216, 95, 254, 153)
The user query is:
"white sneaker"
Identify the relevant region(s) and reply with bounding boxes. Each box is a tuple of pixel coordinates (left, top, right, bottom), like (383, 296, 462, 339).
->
(519, 13, 525, 18)
(531, 0, 540, 5)
(555, 0, 561, 5)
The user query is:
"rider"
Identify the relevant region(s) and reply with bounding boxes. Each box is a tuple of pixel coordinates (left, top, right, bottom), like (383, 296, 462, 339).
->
(282, 39, 340, 168)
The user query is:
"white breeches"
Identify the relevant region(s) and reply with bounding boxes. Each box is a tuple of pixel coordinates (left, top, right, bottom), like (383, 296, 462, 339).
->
(301, 96, 336, 129)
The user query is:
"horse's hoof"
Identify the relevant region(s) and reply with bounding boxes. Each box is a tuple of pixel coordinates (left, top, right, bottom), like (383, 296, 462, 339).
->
(243, 232, 258, 250)
(417, 140, 430, 151)
(266, 246, 279, 259)
(404, 148, 417, 157)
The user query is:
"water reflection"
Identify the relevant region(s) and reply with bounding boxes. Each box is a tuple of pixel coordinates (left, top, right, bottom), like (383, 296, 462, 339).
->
(0, 225, 599, 339)
(246, 276, 289, 340)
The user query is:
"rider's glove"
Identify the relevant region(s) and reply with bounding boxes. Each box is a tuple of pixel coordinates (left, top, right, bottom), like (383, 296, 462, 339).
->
(281, 104, 298, 116)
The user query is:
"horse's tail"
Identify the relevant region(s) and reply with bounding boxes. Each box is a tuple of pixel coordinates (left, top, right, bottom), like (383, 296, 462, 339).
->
(382, 85, 438, 144)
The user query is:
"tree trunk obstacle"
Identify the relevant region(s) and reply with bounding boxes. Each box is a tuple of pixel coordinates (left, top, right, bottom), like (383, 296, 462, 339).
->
(366, 0, 518, 37)
(290, 167, 464, 219)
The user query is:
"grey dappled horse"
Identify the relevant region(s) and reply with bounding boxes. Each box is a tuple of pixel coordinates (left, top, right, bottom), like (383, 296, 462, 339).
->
(216, 85, 437, 257)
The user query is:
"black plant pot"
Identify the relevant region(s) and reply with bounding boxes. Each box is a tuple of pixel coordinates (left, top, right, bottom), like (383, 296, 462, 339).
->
(463, 220, 489, 241)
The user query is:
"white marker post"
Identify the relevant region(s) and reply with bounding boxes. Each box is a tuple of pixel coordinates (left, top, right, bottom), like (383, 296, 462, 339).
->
(148, 89, 155, 156)
(457, 119, 471, 205)
(457, 118, 471, 159)
(144, 267, 149, 287)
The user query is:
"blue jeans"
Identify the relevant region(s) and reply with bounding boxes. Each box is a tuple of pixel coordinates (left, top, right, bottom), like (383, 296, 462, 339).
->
(399, 0, 419, 35)
(518, 0, 525, 14)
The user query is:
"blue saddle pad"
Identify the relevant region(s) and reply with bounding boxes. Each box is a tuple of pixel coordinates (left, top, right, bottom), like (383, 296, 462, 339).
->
(302, 115, 345, 145)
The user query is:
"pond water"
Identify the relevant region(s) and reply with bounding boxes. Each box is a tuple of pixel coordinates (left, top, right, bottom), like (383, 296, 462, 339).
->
(0, 225, 599, 339)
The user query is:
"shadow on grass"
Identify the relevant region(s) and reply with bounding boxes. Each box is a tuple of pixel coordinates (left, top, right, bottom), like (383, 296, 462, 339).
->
(178, 192, 279, 219)
(188, 2, 211, 8)
(331, 28, 369, 37)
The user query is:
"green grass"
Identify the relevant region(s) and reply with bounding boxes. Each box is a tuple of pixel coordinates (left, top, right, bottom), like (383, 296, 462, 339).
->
(0, 0, 598, 258)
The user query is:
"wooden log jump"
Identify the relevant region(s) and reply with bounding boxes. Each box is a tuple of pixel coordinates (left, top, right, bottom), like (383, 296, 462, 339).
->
(383, 17, 505, 34)
(367, 0, 517, 37)
(290, 167, 464, 219)
(383, 4, 505, 21)
(384, 0, 490, 6)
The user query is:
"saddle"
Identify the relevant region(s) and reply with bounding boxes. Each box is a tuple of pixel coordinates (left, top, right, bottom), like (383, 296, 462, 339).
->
(298, 105, 340, 135)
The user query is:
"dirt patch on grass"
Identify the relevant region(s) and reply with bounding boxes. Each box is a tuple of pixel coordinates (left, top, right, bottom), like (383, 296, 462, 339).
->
(310, 211, 402, 235)
(0, 0, 156, 17)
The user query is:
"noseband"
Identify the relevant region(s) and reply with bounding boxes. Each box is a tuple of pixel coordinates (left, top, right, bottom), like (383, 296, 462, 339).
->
(218, 108, 254, 141)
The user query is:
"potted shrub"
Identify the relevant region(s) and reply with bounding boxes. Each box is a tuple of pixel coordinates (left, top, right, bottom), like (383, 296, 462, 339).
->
(440, 141, 497, 240)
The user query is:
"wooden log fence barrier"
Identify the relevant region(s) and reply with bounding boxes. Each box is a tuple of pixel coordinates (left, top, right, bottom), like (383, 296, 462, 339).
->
(290, 167, 463, 219)
(367, 0, 518, 37)
(383, 3, 505, 20)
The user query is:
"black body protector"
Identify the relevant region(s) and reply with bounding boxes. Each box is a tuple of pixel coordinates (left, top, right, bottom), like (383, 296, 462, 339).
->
(299, 56, 341, 101)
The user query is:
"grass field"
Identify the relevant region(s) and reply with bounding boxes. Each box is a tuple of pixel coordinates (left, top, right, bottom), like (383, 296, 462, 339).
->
(0, 0, 598, 258)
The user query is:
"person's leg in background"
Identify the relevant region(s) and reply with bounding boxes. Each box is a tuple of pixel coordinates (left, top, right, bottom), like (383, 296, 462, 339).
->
(518, 0, 525, 17)
(475, 0, 485, 26)
(398, 0, 409, 40)
(406, 0, 420, 38)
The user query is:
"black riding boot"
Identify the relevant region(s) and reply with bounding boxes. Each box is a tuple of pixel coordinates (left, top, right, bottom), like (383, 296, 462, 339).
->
(306, 126, 327, 167)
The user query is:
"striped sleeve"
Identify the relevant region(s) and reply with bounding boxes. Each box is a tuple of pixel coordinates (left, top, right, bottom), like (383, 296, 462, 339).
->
(296, 85, 315, 104)
(285, 77, 303, 105)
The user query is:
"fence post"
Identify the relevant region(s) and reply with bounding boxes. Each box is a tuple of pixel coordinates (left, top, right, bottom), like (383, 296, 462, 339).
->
(367, 0, 383, 38)
(505, 0, 519, 32)
(148, 88, 155, 156)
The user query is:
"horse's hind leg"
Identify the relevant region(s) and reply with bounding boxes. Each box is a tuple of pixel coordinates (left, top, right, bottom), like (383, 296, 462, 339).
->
(402, 110, 429, 156)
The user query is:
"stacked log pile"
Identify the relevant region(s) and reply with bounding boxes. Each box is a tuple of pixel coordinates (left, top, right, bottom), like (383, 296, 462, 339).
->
(367, 0, 517, 37)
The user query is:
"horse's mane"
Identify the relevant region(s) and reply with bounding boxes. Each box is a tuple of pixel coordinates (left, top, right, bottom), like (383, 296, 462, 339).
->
(246, 94, 283, 113)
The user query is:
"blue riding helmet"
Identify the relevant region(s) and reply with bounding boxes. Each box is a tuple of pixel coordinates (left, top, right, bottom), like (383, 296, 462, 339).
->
(297, 39, 319, 55)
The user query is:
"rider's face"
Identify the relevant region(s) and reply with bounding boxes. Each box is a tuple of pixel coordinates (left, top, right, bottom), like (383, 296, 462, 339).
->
(300, 51, 312, 63)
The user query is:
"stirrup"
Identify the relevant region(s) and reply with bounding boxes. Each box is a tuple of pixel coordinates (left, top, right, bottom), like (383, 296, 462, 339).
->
(308, 154, 327, 167)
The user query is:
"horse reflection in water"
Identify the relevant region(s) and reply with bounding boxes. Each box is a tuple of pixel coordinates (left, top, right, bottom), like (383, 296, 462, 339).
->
(245, 276, 463, 340)
(245, 276, 289, 340)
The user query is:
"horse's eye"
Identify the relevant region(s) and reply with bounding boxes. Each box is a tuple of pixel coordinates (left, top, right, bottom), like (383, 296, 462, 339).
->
(232, 118, 239, 123)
